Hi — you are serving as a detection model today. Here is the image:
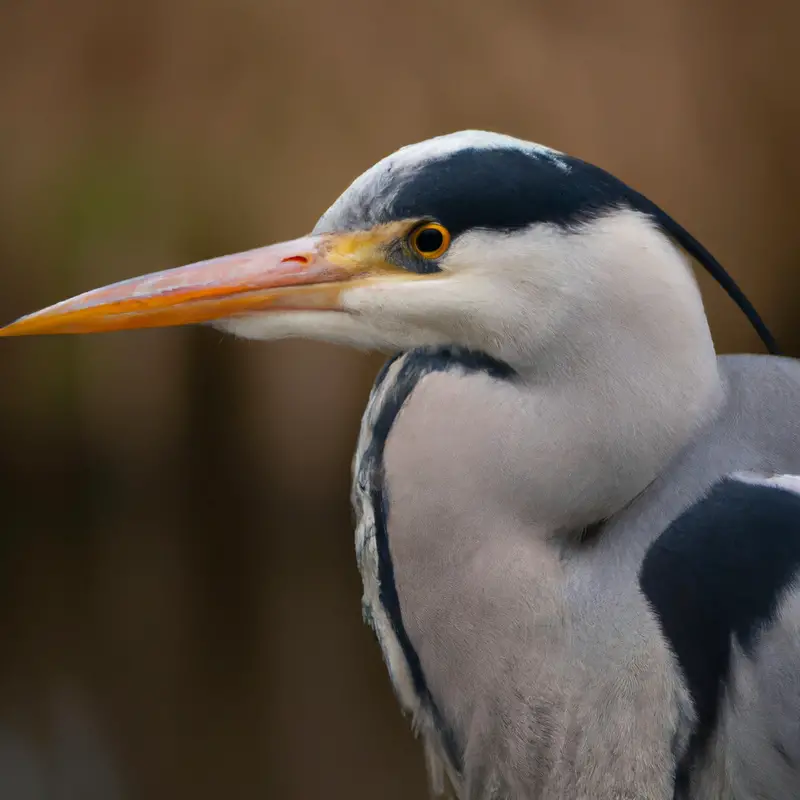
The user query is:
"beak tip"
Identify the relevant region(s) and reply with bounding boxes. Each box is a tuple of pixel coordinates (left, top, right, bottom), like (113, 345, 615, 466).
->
(0, 313, 58, 338)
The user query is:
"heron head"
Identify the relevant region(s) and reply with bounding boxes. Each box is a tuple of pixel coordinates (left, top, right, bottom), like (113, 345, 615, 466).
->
(0, 131, 774, 369)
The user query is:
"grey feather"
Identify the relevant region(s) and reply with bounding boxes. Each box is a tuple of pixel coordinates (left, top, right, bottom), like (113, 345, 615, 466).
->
(358, 354, 800, 799)
(222, 130, 800, 798)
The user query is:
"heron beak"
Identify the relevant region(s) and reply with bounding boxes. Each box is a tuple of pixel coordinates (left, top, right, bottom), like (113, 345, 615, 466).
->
(0, 227, 411, 337)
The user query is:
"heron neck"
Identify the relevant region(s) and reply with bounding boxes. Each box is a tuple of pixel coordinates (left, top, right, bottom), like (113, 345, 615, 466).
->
(374, 333, 722, 763)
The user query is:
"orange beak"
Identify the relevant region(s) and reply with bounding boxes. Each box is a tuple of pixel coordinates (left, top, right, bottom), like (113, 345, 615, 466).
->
(0, 226, 410, 337)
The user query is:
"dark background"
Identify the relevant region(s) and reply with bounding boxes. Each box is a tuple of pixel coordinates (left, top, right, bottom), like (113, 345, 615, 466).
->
(0, 1, 799, 797)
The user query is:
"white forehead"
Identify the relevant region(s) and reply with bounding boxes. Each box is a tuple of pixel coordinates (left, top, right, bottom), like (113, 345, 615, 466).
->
(314, 130, 570, 234)
(384, 130, 569, 173)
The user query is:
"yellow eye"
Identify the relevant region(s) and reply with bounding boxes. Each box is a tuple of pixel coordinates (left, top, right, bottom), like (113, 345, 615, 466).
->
(409, 222, 451, 260)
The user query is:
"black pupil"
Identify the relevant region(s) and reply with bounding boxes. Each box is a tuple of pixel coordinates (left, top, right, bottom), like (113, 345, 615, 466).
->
(415, 227, 444, 254)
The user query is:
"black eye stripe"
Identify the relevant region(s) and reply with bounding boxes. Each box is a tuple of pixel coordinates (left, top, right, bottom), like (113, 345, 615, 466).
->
(388, 148, 635, 237)
(323, 144, 777, 351)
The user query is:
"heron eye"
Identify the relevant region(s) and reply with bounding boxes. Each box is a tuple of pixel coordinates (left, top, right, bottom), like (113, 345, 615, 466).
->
(409, 222, 451, 259)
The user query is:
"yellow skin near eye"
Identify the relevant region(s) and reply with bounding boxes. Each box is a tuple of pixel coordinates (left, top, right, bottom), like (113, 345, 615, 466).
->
(409, 222, 451, 260)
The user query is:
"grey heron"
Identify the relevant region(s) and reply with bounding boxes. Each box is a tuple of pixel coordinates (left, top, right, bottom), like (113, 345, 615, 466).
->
(3, 130, 800, 799)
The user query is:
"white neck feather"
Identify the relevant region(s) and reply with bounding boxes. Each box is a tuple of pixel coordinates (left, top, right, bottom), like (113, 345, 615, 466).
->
(379, 211, 725, 527)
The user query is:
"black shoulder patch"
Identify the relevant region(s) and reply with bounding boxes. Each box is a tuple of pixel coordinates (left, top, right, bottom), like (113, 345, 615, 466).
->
(359, 347, 513, 772)
(639, 477, 800, 796)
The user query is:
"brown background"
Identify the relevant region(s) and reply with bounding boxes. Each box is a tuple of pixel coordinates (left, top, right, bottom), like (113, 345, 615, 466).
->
(0, 1, 798, 798)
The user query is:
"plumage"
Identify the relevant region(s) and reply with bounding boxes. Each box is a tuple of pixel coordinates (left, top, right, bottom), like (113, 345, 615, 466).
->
(641, 473, 800, 796)
(2, 130, 800, 799)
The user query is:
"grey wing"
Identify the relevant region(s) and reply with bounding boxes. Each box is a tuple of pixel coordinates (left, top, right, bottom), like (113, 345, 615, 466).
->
(640, 472, 800, 800)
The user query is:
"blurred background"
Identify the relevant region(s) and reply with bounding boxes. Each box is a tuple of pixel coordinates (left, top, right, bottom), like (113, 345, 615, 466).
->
(0, 0, 799, 797)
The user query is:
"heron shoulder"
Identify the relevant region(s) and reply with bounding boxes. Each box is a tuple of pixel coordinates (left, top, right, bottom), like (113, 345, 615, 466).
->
(639, 473, 800, 795)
